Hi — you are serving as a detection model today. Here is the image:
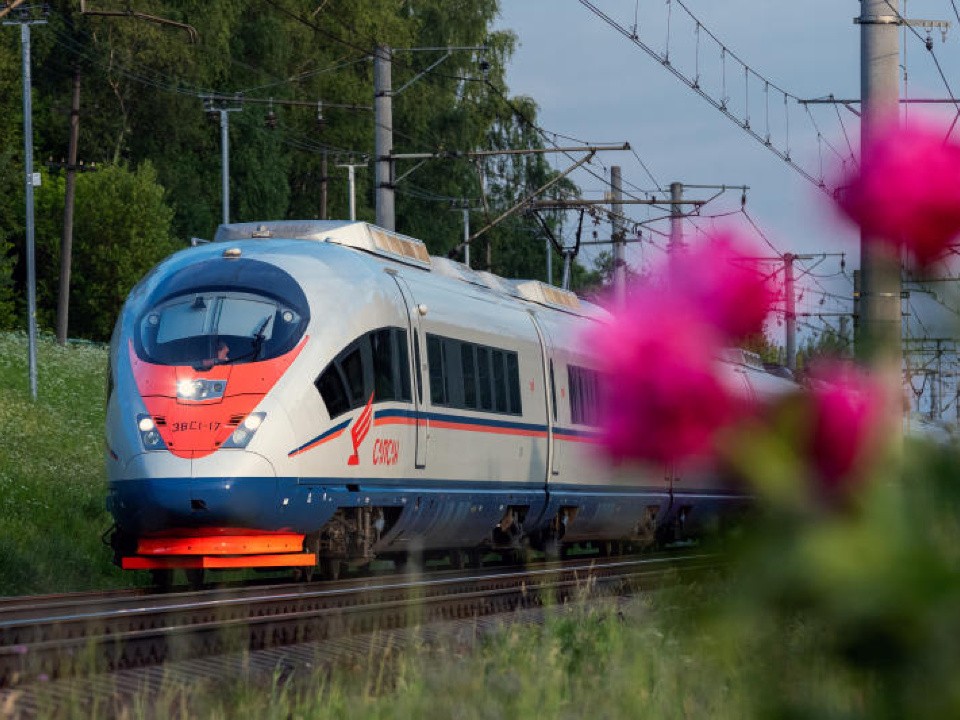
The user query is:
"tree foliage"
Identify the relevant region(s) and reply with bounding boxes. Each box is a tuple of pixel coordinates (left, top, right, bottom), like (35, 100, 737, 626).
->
(0, 0, 603, 340)
(33, 162, 181, 340)
(797, 316, 853, 370)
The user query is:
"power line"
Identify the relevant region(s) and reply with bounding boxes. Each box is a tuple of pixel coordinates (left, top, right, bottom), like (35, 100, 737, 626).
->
(579, 0, 838, 191)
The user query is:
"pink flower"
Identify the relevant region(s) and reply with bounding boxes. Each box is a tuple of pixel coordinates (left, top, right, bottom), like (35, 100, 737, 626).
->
(836, 120, 960, 267)
(667, 230, 775, 340)
(591, 289, 747, 465)
(806, 363, 887, 494)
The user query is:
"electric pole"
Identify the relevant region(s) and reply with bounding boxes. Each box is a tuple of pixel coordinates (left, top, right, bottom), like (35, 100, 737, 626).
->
(450, 203, 474, 268)
(337, 161, 366, 221)
(5, 5, 46, 400)
(201, 95, 242, 226)
(669, 182, 683, 255)
(374, 45, 394, 230)
(784, 253, 796, 371)
(857, 0, 902, 368)
(320, 152, 328, 220)
(611, 166, 625, 306)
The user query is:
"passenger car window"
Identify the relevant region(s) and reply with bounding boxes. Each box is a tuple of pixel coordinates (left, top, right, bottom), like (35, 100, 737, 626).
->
(425, 333, 522, 416)
(314, 327, 412, 420)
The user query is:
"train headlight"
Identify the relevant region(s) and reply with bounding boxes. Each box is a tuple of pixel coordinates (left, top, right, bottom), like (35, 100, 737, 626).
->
(137, 414, 167, 450)
(222, 412, 266, 449)
(177, 378, 226, 402)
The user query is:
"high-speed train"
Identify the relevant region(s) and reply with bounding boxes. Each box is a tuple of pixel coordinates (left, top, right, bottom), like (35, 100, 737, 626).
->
(105, 220, 793, 580)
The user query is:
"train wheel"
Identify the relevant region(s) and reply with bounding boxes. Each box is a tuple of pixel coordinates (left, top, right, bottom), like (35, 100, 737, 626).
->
(149, 569, 173, 592)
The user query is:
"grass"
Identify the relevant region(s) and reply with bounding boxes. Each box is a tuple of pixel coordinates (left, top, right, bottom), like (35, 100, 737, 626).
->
(23, 584, 871, 719)
(0, 332, 125, 595)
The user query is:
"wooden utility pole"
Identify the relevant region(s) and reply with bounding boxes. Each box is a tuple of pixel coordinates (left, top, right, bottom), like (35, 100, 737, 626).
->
(56, 67, 81, 345)
(320, 152, 328, 219)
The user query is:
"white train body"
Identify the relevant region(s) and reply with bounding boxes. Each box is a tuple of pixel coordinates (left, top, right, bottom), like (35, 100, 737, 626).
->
(105, 220, 791, 572)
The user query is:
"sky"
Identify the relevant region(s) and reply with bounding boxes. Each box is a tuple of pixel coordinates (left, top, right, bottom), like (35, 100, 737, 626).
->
(494, 0, 960, 410)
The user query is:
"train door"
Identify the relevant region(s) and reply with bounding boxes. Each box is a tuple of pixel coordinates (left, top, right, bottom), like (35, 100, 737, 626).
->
(387, 270, 427, 468)
(526, 311, 554, 484)
(535, 318, 569, 483)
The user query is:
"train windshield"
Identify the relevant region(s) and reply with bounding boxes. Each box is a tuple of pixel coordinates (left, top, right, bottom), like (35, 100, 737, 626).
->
(138, 290, 305, 368)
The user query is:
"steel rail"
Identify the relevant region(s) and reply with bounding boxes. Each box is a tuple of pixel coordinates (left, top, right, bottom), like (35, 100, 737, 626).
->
(0, 552, 720, 687)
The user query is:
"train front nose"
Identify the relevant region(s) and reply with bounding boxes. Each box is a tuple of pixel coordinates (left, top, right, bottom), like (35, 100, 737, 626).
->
(109, 451, 279, 535)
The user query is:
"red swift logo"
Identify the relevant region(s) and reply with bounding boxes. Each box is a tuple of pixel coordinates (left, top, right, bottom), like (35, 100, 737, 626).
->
(347, 392, 374, 466)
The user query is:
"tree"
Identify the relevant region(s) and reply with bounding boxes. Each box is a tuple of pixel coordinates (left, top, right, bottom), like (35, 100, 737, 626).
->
(0, 0, 597, 340)
(0, 148, 21, 331)
(32, 161, 181, 341)
(796, 316, 853, 370)
(740, 331, 783, 365)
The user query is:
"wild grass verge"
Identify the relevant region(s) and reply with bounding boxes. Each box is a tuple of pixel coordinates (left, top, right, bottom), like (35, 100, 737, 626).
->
(0, 332, 124, 595)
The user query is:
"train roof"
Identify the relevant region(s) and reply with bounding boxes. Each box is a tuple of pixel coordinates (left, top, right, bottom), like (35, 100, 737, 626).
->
(213, 220, 609, 320)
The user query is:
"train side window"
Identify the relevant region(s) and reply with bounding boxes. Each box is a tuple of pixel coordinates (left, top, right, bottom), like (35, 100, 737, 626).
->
(316, 365, 351, 419)
(568, 364, 600, 426)
(506, 352, 521, 414)
(341, 346, 365, 405)
(549, 359, 557, 421)
(568, 366, 581, 424)
(371, 328, 396, 401)
(316, 326, 412, 420)
(461, 343, 478, 409)
(477, 346, 493, 410)
(413, 331, 422, 403)
(588, 370, 600, 425)
(424, 334, 520, 415)
(443, 338, 465, 408)
(427, 334, 447, 405)
(396, 329, 412, 402)
(492, 350, 507, 413)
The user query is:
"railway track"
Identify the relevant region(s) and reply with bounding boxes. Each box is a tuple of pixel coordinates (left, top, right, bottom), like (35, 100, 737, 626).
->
(0, 551, 720, 690)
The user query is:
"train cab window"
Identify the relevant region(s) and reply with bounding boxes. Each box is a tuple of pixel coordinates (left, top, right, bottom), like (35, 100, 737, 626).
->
(315, 327, 411, 420)
(426, 333, 521, 416)
(137, 290, 305, 368)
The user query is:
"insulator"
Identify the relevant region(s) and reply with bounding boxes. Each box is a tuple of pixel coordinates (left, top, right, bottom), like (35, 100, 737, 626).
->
(265, 111, 277, 129)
